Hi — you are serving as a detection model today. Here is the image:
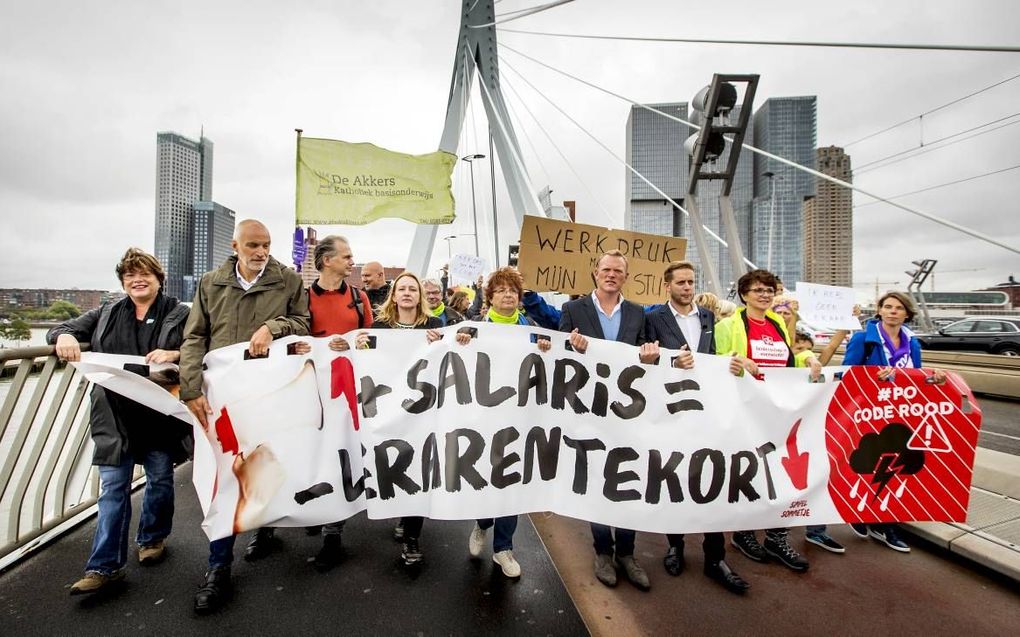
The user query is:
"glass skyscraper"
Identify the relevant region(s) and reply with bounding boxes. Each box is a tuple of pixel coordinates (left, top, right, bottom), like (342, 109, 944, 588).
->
(751, 96, 818, 285)
(183, 201, 236, 301)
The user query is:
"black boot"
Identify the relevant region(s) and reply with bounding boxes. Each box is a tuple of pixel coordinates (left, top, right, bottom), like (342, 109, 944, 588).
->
(663, 545, 686, 576)
(704, 560, 751, 594)
(244, 527, 279, 562)
(314, 534, 344, 572)
(194, 567, 233, 615)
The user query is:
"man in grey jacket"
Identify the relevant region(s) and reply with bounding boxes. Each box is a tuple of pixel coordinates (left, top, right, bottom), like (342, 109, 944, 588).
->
(181, 219, 309, 615)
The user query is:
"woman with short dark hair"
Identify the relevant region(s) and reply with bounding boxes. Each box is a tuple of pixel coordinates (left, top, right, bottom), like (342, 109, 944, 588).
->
(716, 269, 821, 574)
(49, 248, 192, 595)
(839, 290, 945, 553)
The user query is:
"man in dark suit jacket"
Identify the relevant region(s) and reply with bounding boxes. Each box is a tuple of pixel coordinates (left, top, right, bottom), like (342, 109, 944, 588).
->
(644, 261, 750, 595)
(559, 250, 657, 591)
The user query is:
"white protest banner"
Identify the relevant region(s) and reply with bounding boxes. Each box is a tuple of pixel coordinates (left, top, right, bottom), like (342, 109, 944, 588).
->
(449, 253, 485, 285)
(77, 324, 982, 541)
(795, 282, 862, 331)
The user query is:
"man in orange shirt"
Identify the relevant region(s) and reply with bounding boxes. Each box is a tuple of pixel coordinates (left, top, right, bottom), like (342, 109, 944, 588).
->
(306, 234, 372, 571)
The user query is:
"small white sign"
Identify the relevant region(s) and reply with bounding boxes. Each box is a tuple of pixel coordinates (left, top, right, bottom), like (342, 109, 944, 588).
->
(449, 253, 486, 284)
(795, 282, 861, 331)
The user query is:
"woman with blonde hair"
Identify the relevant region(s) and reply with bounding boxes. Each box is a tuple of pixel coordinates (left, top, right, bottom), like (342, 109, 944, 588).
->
(373, 272, 444, 567)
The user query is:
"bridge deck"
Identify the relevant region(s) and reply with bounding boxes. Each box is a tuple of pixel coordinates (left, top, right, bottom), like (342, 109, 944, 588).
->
(2, 462, 1020, 636)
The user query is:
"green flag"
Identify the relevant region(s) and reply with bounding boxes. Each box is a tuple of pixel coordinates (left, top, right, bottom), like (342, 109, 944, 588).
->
(296, 136, 457, 225)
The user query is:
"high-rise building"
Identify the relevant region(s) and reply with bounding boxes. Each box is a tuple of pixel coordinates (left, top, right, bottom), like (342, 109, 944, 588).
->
(298, 227, 320, 288)
(751, 96, 817, 284)
(625, 103, 690, 239)
(183, 201, 236, 301)
(802, 147, 853, 287)
(155, 131, 214, 299)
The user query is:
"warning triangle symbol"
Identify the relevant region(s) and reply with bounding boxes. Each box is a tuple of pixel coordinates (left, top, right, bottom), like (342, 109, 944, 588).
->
(906, 413, 952, 453)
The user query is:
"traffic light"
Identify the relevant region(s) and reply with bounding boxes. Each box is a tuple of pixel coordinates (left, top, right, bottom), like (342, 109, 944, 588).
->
(684, 81, 738, 163)
(508, 243, 520, 267)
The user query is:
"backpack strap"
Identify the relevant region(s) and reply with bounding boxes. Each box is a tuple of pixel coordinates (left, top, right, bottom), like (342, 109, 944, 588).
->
(349, 285, 366, 329)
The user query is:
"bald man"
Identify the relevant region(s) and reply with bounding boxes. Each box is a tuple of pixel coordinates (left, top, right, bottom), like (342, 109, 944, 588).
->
(180, 218, 309, 615)
(360, 261, 390, 308)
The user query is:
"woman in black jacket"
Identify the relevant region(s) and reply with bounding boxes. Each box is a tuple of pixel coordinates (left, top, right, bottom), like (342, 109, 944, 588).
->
(49, 248, 192, 595)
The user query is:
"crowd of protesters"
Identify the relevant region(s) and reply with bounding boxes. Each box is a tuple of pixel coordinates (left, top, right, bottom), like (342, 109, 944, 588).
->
(49, 222, 947, 614)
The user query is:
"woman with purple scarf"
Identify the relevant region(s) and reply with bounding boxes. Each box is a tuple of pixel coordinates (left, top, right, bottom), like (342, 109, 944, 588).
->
(838, 290, 946, 553)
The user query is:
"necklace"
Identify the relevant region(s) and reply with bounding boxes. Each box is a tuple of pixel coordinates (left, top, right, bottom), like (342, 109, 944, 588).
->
(395, 321, 417, 329)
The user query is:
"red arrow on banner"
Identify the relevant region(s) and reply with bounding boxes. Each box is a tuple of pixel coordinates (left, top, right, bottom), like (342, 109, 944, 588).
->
(781, 419, 809, 490)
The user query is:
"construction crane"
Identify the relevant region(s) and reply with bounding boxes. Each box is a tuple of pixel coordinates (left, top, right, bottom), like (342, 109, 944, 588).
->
(929, 267, 986, 292)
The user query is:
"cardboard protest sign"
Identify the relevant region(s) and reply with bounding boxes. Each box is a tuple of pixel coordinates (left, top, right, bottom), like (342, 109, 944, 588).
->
(795, 282, 861, 330)
(517, 215, 687, 305)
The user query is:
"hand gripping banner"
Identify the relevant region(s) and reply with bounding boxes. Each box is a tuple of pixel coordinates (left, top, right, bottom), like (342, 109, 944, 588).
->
(71, 323, 982, 541)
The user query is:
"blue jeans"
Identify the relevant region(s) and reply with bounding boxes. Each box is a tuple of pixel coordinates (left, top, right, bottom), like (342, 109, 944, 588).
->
(591, 523, 636, 557)
(85, 450, 175, 575)
(209, 535, 236, 569)
(478, 516, 518, 552)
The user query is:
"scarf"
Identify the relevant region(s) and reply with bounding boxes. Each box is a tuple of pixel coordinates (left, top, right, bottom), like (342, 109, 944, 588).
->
(101, 292, 175, 356)
(431, 302, 446, 317)
(878, 323, 913, 368)
(486, 307, 523, 324)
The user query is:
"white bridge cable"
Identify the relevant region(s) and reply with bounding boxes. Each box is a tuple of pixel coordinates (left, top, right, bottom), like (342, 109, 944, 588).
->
(466, 49, 546, 217)
(855, 163, 1020, 208)
(498, 43, 1020, 256)
(500, 70, 614, 224)
(470, 0, 575, 28)
(496, 28, 1020, 54)
(854, 118, 1020, 176)
(853, 112, 1020, 173)
(844, 71, 1020, 147)
(501, 82, 554, 188)
(500, 57, 754, 267)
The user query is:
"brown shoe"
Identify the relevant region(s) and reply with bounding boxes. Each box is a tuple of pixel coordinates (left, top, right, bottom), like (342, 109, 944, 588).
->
(69, 570, 125, 595)
(138, 541, 167, 566)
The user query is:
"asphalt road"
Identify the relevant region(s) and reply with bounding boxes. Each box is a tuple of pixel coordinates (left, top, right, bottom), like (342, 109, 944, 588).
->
(974, 395, 1020, 455)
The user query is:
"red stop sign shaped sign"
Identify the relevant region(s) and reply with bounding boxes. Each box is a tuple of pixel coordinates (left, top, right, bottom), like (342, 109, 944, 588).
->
(825, 367, 982, 524)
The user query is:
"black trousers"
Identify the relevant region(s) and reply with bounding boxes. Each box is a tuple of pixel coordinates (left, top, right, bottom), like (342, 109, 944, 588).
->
(666, 532, 725, 562)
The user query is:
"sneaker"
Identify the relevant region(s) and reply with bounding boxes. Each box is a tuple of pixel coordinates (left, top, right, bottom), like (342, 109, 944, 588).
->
(401, 538, 423, 566)
(138, 540, 167, 565)
(617, 555, 650, 590)
(872, 527, 910, 553)
(850, 523, 870, 539)
(468, 523, 487, 558)
(763, 534, 809, 572)
(593, 553, 617, 587)
(393, 521, 405, 542)
(314, 534, 344, 572)
(805, 532, 846, 554)
(492, 550, 522, 578)
(731, 531, 767, 563)
(69, 570, 125, 596)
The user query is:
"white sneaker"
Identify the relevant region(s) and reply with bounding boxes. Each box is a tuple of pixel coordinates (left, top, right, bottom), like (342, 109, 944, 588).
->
(493, 550, 521, 578)
(468, 523, 487, 558)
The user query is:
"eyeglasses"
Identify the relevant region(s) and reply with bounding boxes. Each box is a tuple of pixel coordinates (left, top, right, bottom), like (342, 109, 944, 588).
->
(748, 287, 776, 296)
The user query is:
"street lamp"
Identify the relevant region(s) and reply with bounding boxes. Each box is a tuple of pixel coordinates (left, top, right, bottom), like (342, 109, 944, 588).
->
(762, 171, 784, 271)
(461, 154, 485, 258)
(442, 233, 476, 259)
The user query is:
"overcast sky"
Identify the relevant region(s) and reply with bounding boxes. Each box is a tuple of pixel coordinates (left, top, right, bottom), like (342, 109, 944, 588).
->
(1, 0, 1017, 299)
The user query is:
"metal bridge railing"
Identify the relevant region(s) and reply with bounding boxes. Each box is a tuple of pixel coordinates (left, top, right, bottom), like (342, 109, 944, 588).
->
(0, 344, 144, 569)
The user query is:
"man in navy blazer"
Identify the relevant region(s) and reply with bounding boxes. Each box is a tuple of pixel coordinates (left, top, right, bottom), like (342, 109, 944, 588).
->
(644, 261, 750, 595)
(559, 250, 658, 591)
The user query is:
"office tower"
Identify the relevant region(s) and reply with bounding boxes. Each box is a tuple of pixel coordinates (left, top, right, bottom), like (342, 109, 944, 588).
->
(803, 146, 852, 287)
(155, 132, 213, 299)
(183, 201, 236, 301)
(750, 96, 817, 285)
